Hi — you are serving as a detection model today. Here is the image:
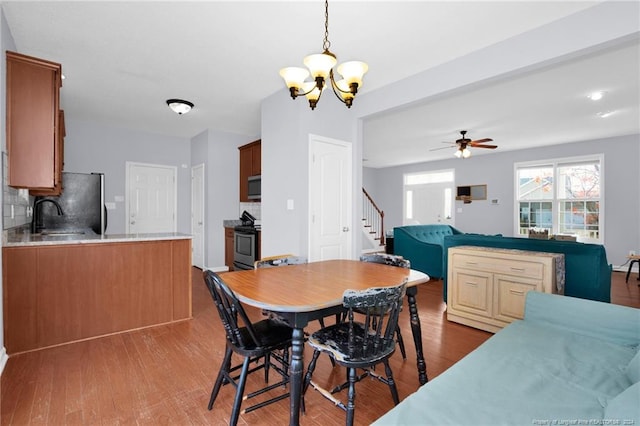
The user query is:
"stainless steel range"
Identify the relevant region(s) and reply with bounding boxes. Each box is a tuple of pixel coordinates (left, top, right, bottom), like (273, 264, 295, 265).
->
(233, 211, 259, 270)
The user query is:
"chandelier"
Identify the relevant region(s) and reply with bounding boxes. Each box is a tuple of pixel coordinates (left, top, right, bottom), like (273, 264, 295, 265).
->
(279, 0, 368, 110)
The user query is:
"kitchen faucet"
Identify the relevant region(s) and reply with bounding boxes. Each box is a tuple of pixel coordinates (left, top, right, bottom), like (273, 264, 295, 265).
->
(31, 198, 64, 233)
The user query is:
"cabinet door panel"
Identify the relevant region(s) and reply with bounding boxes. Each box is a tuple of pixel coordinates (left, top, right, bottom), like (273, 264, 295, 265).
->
(2, 247, 38, 353)
(36, 243, 174, 347)
(225, 227, 235, 269)
(494, 276, 540, 322)
(6, 51, 61, 190)
(450, 269, 493, 318)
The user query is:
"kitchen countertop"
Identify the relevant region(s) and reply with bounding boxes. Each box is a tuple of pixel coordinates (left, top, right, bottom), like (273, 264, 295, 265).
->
(3, 227, 192, 247)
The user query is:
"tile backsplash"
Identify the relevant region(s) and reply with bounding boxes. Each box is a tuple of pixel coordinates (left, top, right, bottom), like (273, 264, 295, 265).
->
(3, 152, 32, 229)
(239, 202, 261, 220)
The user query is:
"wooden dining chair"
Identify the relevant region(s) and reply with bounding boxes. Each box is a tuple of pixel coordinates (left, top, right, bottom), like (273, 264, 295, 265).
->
(358, 253, 409, 359)
(203, 270, 293, 426)
(302, 280, 408, 426)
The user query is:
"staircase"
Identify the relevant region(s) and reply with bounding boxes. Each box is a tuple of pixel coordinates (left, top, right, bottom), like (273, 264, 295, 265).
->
(362, 188, 385, 254)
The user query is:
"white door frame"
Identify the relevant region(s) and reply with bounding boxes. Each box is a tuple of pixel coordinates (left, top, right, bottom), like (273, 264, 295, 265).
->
(308, 134, 353, 261)
(191, 163, 205, 269)
(125, 161, 177, 234)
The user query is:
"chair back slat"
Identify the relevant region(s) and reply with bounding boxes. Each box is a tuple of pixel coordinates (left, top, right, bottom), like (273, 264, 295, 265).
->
(203, 270, 262, 350)
(342, 280, 407, 359)
(255, 255, 308, 268)
(359, 253, 410, 269)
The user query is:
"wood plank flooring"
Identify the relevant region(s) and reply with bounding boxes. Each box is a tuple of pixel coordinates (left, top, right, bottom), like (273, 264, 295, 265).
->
(1, 269, 638, 425)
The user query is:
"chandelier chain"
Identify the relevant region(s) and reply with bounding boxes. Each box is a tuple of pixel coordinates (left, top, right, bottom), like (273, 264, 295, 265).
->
(323, 0, 331, 52)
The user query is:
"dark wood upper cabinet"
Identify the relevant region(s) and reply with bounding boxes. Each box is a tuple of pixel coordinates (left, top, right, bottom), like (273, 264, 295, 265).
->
(239, 139, 261, 202)
(6, 51, 63, 193)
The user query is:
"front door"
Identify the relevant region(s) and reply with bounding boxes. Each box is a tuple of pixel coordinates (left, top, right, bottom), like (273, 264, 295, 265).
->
(126, 162, 177, 234)
(308, 135, 353, 261)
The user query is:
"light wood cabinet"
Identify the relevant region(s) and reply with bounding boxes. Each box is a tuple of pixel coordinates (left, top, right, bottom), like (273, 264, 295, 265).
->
(239, 140, 261, 202)
(6, 51, 63, 193)
(447, 246, 564, 333)
(2, 239, 192, 354)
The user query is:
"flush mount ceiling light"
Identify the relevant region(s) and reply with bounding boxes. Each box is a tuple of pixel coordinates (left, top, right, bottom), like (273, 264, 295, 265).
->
(166, 99, 194, 115)
(279, 0, 368, 110)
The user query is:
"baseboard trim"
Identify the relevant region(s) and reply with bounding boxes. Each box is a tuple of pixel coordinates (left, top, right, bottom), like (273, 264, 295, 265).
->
(205, 265, 230, 273)
(0, 347, 8, 375)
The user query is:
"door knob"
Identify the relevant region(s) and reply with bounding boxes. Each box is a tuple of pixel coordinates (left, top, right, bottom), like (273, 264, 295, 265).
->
(131, 220, 136, 225)
(342, 227, 350, 232)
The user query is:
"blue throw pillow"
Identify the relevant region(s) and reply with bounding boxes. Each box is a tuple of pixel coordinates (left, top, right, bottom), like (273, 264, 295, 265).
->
(627, 349, 640, 384)
(604, 382, 640, 423)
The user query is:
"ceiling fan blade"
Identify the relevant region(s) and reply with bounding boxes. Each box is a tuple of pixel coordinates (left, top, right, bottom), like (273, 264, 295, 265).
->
(429, 146, 455, 151)
(469, 138, 493, 144)
(471, 144, 498, 149)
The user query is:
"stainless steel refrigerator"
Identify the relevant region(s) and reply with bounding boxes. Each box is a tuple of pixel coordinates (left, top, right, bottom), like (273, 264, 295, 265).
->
(37, 172, 107, 234)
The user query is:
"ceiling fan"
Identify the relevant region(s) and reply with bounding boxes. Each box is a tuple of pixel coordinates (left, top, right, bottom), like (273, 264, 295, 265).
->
(431, 130, 498, 158)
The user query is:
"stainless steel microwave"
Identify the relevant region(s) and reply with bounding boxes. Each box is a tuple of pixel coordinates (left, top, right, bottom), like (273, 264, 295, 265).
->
(248, 175, 261, 200)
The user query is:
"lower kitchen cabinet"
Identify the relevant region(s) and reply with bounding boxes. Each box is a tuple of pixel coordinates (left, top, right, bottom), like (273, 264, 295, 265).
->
(224, 227, 234, 270)
(447, 246, 564, 333)
(2, 239, 192, 354)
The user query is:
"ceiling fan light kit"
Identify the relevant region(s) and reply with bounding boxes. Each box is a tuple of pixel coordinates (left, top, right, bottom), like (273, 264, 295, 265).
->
(279, 0, 368, 110)
(450, 130, 497, 159)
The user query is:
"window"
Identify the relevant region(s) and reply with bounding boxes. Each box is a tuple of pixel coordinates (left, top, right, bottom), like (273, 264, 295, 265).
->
(403, 170, 454, 225)
(515, 155, 603, 243)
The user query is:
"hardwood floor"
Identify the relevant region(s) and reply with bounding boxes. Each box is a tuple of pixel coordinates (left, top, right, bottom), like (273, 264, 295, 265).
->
(1, 269, 638, 425)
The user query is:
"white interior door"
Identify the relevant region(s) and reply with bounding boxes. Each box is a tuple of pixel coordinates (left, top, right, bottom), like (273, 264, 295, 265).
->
(191, 164, 205, 269)
(126, 162, 177, 234)
(309, 135, 353, 261)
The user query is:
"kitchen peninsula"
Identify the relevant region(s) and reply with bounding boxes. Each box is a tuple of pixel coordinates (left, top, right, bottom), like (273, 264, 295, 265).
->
(3, 230, 192, 354)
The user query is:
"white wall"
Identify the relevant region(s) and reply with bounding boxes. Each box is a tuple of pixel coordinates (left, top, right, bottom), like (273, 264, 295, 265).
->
(191, 128, 251, 269)
(260, 90, 357, 258)
(367, 134, 640, 269)
(0, 6, 17, 373)
(63, 118, 192, 234)
(259, 1, 639, 265)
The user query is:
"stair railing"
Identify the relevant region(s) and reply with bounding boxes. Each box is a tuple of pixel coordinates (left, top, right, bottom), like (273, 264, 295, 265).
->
(362, 188, 385, 246)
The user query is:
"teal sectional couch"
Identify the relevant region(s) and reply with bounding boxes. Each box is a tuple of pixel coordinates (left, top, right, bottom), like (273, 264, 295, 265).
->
(443, 233, 612, 303)
(373, 292, 640, 425)
(393, 225, 463, 279)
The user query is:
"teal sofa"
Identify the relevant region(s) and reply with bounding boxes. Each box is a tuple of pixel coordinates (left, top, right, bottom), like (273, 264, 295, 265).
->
(373, 292, 640, 426)
(443, 233, 612, 303)
(393, 225, 463, 279)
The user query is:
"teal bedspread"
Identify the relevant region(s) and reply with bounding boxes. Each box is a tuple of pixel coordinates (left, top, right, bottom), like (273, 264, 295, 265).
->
(373, 292, 640, 425)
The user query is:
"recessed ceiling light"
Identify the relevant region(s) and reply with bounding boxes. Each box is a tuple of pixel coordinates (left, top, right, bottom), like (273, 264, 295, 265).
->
(588, 91, 606, 101)
(596, 110, 615, 118)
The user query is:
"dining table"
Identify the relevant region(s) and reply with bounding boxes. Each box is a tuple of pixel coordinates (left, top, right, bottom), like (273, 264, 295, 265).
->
(220, 259, 430, 426)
